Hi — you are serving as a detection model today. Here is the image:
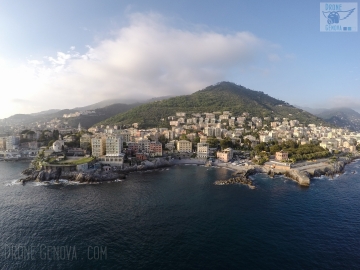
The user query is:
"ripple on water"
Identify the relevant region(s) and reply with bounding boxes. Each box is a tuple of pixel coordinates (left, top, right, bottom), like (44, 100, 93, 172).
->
(4, 179, 22, 187)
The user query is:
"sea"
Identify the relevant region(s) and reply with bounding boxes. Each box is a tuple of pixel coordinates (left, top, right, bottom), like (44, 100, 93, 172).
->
(1, 160, 360, 270)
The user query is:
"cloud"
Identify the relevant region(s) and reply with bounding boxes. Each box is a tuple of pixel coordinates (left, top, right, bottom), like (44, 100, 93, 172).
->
(0, 12, 281, 118)
(11, 98, 28, 103)
(268, 53, 280, 62)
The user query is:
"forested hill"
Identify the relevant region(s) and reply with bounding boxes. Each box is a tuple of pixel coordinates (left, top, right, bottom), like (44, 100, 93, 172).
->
(97, 82, 327, 128)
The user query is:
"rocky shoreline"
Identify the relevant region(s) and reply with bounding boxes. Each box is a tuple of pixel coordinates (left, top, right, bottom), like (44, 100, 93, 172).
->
(214, 157, 357, 188)
(19, 158, 172, 184)
(266, 158, 350, 186)
(214, 169, 257, 189)
(18, 156, 357, 187)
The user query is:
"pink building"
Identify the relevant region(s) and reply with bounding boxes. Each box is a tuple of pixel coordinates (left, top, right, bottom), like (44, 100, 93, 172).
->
(275, 150, 288, 161)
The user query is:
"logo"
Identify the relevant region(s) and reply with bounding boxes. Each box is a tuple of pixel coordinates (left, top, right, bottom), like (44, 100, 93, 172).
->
(320, 3, 358, 32)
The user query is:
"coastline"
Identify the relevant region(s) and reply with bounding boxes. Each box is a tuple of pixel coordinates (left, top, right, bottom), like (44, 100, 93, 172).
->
(18, 155, 359, 187)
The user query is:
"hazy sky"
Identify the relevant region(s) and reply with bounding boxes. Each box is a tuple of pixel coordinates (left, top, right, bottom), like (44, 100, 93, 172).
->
(0, 0, 359, 118)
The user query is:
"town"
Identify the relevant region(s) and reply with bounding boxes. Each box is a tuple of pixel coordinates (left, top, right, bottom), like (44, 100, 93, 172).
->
(0, 109, 359, 175)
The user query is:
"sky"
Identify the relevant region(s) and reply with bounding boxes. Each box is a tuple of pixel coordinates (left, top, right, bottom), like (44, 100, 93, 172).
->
(0, 0, 359, 119)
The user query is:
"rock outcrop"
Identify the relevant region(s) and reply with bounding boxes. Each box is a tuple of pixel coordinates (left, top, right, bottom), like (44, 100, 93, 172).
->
(19, 158, 171, 184)
(214, 168, 257, 189)
(286, 169, 311, 186)
(19, 168, 126, 184)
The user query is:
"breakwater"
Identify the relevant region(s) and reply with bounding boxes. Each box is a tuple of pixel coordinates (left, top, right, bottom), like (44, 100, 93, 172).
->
(214, 169, 257, 189)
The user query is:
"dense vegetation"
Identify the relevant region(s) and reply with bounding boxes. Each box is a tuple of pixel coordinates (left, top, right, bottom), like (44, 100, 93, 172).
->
(253, 140, 330, 163)
(98, 82, 326, 128)
(2, 103, 140, 129)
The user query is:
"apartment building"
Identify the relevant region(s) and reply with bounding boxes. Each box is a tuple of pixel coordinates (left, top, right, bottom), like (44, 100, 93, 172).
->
(91, 136, 106, 157)
(177, 140, 192, 153)
(197, 143, 209, 159)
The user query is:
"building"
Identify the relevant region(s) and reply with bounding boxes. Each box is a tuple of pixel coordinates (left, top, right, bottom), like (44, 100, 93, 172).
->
(149, 141, 163, 157)
(63, 135, 76, 143)
(197, 143, 209, 159)
(176, 112, 186, 117)
(275, 150, 288, 161)
(177, 140, 192, 153)
(99, 153, 125, 167)
(120, 130, 131, 143)
(106, 135, 122, 155)
(91, 136, 106, 157)
(52, 139, 65, 152)
(127, 142, 139, 154)
(0, 137, 6, 150)
(136, 152, 147, 161)
(165, 141, 175, 152)
(80, 134, 92, 149)
(6, 136, 19, 150)
(217, 148, 233, 162)
(137, 138, 150, 153)
(67, 148, 85, 156)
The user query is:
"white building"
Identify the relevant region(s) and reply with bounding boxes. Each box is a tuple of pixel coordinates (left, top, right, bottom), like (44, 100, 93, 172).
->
(52, 140, 65, 152)
(6, 136, 19, 150)
(106, 135, 122, 155)
(165, 141, 176, 151)
(197, 143, 209, 159)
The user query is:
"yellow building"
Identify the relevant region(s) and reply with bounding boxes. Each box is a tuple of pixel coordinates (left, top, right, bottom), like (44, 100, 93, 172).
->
(91, 136, 106, 157)
(177, 140, 192, 153)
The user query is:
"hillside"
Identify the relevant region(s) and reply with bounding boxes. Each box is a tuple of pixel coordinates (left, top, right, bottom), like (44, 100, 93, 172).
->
(316, 107, 360, 131)
(98, 82, 326, 128)
(65, 103, 141, 128)
(0, 95, 175, 128)
(0, 103, 140, 128)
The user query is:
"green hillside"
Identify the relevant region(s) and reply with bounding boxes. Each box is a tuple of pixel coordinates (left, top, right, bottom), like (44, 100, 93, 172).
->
(98, 82, 326, 128)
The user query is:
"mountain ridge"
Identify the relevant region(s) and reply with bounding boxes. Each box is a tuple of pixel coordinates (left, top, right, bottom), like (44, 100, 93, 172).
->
(315, 107, 360, 131)
(97, 82, 327, 128)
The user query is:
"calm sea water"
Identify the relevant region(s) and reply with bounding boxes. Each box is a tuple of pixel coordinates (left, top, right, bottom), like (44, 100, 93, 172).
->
(1, 160, 360, 269)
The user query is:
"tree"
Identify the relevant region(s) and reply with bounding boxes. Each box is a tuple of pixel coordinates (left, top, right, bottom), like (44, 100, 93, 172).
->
(220, 137, 233, 150)
(52, 130, 59, 140)
(207, 137, 219, 148)
(244, 138, 252, 148)
(270, 144, 281, 154)
(158, 134, 168, 146)
(48, 140, 55, 148)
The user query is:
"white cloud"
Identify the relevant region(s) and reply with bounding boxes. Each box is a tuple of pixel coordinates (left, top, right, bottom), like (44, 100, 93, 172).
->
(268, 53, 280, 62)
(0, 12, 282, 119)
